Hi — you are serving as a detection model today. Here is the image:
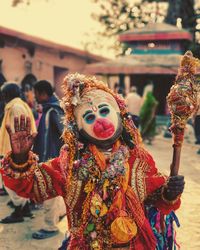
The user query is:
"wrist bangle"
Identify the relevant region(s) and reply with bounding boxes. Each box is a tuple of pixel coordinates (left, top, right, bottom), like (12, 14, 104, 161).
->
(6, 151, 37, 171)
(161, 187, 181, 205)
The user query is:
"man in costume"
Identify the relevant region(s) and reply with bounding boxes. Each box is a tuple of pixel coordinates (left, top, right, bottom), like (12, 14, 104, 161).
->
(0, 74, 184, 249)
(32, 80, 66, 239)
(125, 86, 142, 128)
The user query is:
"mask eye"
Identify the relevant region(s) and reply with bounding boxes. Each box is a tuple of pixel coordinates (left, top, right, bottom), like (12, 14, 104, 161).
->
(84, 114, 96, 124)
(99, 107, 110, 117)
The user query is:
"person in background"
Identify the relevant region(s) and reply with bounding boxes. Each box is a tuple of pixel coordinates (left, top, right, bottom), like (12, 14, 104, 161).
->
(140, 91, 158, 145)
(125, 86, 142, 128)
(193, 91, 200, 154)
(32, 80, 66, 239)
(193, 92, 200, 144)
(0, 82, 37, 223)
(118, 87, 126, 98)
(0, 95, 4, 127)
(33, 80, 64, 162)
(0, 90, 6, 196)
(113, 82, 120, 94)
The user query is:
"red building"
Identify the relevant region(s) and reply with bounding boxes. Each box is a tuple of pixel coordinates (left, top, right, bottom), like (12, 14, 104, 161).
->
(0, 26, 106, 97)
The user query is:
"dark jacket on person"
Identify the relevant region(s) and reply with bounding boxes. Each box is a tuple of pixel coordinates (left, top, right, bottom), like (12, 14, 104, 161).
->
(33, 94, 64, 162)
(0, 102, 4, 127)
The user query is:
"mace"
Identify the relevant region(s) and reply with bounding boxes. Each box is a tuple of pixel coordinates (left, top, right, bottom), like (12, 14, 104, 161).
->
(167, 51, 199, 176)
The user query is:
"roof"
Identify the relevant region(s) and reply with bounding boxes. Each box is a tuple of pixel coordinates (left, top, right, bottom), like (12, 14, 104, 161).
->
(0, 26, 106, 62)
(119, 23, 192, 42)
(84, 54, 200, 75)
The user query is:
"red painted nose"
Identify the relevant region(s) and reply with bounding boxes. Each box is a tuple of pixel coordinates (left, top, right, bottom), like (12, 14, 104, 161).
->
(93, 118, 115, 139)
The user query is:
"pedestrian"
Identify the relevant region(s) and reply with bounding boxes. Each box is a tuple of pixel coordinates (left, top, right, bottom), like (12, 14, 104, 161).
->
(0, 82, 36, 223)
(193, 92, 200, 154)
(140, 91, 158, 145)
(1, 74, 185, 249)
(125, 86, 142, 128)
(0, 90, 6, 196)
(33, 80, 64, 162)
(193, 92, 200, 144)
(32, 80, 66, 239)
(113, 82, 119, 94)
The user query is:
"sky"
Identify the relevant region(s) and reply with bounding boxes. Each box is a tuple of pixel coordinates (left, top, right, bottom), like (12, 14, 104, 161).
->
(0, 0, 115, 58)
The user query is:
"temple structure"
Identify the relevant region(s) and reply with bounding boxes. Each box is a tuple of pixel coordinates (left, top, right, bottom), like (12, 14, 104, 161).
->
(85, 23, 194, 114)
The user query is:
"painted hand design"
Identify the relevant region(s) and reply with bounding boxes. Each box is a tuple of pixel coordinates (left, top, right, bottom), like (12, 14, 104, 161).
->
(6, 115, 37, 163)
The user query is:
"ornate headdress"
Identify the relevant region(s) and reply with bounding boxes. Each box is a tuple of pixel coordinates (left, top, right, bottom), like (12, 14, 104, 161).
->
(61, 73, 141, 184)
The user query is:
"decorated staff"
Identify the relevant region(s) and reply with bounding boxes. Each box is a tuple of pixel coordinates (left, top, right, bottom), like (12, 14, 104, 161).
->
(167, 51, 200, 176)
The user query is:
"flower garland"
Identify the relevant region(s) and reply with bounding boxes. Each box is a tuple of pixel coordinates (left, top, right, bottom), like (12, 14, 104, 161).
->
(1, 151, 38, 179)
(71, 141, 138, 249)
(61, 73, 142, 189)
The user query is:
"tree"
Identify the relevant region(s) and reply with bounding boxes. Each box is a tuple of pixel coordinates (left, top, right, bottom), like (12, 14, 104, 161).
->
(165, 0, 196, 38)
(11, 0, 48, 7)
(165, 0, 200, 58)
(90, 0, 167, 55)
(91, 0, 200, 57)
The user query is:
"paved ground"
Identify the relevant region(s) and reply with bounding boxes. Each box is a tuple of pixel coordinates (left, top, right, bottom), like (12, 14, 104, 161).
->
(0, 135, 200, 250)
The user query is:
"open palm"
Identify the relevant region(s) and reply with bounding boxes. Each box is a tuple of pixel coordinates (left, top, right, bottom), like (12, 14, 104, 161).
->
(6, 115, 37, 163)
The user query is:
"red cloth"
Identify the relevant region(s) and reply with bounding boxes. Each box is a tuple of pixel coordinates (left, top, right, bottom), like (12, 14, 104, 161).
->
(1, 146, 181, 249)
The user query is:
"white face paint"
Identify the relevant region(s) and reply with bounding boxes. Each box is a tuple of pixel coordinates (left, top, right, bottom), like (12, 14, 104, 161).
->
(74, 90, 121, 141)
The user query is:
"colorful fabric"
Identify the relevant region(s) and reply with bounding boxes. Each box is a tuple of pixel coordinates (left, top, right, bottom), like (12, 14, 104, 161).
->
(167, 51, 199, 147)
(1, 144, 181, 249)
(140, 92, 158, 141)
(146, 206, 180, 250)
(0, 73, 182, 250)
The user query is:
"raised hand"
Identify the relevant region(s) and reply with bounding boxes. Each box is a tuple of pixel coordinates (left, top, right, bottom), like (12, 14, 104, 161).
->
(6, 115, 37, 163)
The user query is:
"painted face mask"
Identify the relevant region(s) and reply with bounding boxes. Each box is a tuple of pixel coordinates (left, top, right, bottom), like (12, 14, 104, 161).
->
(74, 89, 123, 148)
(61, 73, 140, 151)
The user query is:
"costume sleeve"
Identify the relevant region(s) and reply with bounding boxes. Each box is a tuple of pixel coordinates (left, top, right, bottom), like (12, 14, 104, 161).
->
(0, 152, 66, 203)
(130, 147, 181, 215)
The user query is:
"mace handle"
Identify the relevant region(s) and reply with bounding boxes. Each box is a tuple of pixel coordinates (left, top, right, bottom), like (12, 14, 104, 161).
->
(170, 146, 182, 176)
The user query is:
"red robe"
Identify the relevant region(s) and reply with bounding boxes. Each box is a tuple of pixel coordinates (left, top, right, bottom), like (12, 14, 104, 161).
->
(1, 145, 180, 250)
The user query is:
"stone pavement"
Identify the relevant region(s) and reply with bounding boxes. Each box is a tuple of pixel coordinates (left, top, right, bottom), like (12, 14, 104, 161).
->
(0, 135, 200, 250)
(0, 196, 67, 250)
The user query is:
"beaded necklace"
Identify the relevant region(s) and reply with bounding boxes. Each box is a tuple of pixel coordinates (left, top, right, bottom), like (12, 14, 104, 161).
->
(73, 141, 137, 249)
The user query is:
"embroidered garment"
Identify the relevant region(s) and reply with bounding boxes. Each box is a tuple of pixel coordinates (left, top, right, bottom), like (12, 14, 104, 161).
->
(1, 144, 180, 250)
(0, 73, 182, 250)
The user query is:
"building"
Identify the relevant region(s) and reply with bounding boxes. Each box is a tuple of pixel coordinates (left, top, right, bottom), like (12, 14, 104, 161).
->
(85, 23, 195, 114)
(0, 26, 106, 97)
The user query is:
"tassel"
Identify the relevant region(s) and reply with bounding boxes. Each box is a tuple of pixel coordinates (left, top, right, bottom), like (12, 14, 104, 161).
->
(146, 205, 181, 250)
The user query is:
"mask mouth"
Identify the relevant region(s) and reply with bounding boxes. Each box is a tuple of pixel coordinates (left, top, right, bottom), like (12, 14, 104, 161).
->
(78, 113, 123, 149)
(93, 118, 115, 139)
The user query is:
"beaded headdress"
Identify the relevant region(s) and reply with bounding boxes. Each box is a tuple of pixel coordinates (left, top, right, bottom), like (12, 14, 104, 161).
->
(61, 73, 141, 184)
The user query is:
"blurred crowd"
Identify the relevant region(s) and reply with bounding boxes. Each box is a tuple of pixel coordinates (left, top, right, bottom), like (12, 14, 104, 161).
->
(0, 79, 199, 241)
(114, 82, 200, 151)
(0, 80, 66, 240)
